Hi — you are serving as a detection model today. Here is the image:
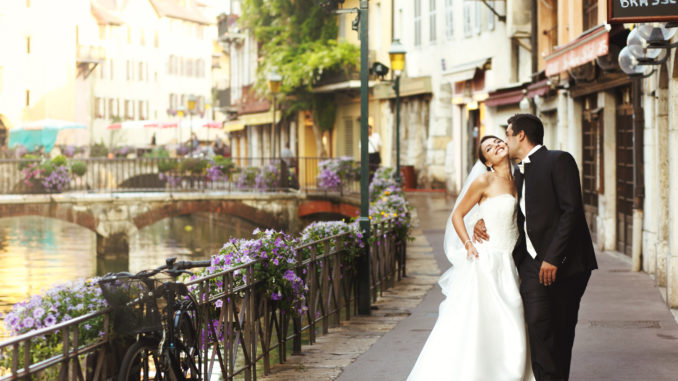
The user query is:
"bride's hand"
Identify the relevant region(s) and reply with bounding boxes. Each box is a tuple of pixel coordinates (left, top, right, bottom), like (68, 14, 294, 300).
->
(466, 245, 479, 259)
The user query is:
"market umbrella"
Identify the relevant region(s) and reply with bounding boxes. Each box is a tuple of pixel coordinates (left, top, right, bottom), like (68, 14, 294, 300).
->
(9, 119, 88, 153)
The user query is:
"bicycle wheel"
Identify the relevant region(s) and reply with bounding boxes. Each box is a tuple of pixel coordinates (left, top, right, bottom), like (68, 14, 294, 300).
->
(118, 339, 166, 381)
(169, 308, 201, 379)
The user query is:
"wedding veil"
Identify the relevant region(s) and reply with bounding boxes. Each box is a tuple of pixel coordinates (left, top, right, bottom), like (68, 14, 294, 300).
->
(443, 160, 488, 264)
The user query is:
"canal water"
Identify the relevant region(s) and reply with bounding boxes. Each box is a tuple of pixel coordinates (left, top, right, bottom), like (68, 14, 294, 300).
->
(0, 214, 259, 336)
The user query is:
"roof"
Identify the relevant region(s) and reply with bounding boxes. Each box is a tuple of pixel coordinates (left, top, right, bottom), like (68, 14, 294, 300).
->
(149, 0, 212, 25)
(91, 1, 125, 25)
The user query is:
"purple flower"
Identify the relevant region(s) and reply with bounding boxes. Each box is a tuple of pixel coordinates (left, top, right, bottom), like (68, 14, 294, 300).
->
(22, 317, 35, 329)
(44, 314, 57, 326)
(271, 291, 282, 301)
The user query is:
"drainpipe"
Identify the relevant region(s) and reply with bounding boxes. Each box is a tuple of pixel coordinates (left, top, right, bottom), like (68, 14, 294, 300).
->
(631, 77, 644, 271)
(531, 0, 538, 78)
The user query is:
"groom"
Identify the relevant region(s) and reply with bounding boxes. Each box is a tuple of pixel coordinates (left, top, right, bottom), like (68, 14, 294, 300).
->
(474, 113, 598, 380)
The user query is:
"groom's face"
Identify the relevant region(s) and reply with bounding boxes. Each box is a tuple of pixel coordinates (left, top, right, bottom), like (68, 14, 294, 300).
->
(505, 124, 520, 160)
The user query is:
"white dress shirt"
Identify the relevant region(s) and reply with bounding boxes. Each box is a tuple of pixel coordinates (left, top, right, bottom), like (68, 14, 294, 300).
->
(520, 145, 542, 259)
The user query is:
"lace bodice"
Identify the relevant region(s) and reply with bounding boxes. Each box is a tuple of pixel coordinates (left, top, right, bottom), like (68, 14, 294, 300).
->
(477, 194, 519, 252)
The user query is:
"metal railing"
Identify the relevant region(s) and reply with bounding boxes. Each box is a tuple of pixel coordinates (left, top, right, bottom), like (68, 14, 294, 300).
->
(0, 156, 361, 195)
(0, 218, 406, 380)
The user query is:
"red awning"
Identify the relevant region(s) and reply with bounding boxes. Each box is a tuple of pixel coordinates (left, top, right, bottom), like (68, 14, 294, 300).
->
(544, 24, 611, 77)
(526, 79, 550, 98)
(485, 87, 525, 108)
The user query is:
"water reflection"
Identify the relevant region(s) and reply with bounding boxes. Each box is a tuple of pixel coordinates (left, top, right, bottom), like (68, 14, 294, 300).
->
(0, 213, 258, 336)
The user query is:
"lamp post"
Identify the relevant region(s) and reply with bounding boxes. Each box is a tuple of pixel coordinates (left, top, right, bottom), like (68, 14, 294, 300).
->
(388, 39, 406, 184)
(267, 69, 282, 159)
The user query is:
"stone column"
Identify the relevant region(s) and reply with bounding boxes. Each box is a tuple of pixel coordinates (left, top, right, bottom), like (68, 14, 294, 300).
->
(567, 95, 583, 174)
(641, 79, 658, 274)
(667, 71, 678, 307)
(557, 89, 569, 151)
(600, 91, 617, 252)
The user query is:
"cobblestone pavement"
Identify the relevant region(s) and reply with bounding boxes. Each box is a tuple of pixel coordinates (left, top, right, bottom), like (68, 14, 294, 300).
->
(258, 196, 442, 381)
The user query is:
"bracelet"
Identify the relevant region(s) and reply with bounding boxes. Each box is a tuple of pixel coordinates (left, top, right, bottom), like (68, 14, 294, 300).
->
(463, 240, 472, 249)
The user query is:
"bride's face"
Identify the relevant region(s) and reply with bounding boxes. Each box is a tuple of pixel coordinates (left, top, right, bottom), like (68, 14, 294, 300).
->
(480, 137, 509, 166)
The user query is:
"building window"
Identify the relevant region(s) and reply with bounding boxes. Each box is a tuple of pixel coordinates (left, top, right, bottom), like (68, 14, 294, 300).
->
(154, 30, 159, 48)
(25, 90, 30, 107)
(429, 0, 437, 42)
(26, 0, 30, 7)
(138, 62, 144, 81)
(95, 97, 104, 118)
(124, 100, 134, 120)
(26, 36, 30, 54)
(186, 59, 193, 77)
(99, 62, 105, 79)
(488, 1, 495, 30)
(99, 25, 106, 40)
(110, 59, 114, 80)
(140, 28, 146, 46)
(583, 0, 597, 31)
(445, 0, 454, 40)
(414, 0, 422, 46)
(127, 26, 132, 44)
(108, 98, 116, 118)
(138, 100, 145, 119)
(463, 1, 472, 37)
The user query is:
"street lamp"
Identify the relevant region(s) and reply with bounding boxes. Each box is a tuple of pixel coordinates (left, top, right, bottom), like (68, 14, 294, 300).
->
(388, 39, 406, 184)
(267, 69, 282, 159)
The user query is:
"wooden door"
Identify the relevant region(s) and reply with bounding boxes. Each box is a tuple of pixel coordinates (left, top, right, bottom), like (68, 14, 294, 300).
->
(616, 89, 634, 256)
(582, 95, 602, 243)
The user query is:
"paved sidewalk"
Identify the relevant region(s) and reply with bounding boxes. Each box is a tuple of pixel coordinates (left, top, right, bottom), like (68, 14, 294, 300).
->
(262, 192, 678, 380)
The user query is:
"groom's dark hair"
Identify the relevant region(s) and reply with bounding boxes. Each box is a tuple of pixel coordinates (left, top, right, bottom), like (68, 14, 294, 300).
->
(507, 113, 544, 145)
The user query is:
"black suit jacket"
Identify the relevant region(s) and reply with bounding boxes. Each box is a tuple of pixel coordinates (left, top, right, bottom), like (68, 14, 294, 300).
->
(513, 146, 598, 278)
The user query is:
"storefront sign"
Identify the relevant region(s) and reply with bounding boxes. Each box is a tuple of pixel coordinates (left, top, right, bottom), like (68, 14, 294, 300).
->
(608, 0, 678, 23)
(544, 25, 610, 77)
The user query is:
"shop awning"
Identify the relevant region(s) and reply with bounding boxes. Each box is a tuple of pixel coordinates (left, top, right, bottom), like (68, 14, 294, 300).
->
(485, 79, 551, 108)
(443, 57, 492, 83)
(239, 110, 281, 126)
(373, 76, 433, 100)
(223, 120, 245, 132)
(544, 24, 611, 77)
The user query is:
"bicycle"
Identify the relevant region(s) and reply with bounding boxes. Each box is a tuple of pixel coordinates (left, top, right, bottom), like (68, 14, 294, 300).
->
(100, 257, 211, 381)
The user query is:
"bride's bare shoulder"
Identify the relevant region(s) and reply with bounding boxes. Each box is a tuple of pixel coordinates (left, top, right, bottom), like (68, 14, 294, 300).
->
(471, 172, 492, 188)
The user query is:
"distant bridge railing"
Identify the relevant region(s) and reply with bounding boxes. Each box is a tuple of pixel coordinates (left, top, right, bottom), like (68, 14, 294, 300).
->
(0, 156, 361, 195)
(0, 219, 406, 380)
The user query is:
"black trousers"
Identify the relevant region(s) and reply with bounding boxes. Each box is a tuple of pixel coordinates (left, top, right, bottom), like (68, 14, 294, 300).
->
(518, 254, 591, 381)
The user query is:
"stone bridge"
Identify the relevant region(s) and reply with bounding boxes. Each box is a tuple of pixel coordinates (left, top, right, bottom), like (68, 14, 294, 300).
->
(0, 192, 360, 256)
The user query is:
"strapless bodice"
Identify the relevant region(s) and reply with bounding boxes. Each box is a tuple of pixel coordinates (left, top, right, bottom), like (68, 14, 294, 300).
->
(477, 194, 519, 252)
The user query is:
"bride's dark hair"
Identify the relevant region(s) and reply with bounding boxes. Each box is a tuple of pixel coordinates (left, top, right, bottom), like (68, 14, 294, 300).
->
(478, 135, 503, 170)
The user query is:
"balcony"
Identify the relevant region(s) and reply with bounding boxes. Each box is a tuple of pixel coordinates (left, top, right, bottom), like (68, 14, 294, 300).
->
(76, 44, 106, 79)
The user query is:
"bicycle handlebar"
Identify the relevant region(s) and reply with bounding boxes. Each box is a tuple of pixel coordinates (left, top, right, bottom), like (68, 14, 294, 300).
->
(102, 258, 213, 281)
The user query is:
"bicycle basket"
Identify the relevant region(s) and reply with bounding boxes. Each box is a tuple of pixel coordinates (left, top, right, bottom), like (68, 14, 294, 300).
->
(99, 277, 166, 335)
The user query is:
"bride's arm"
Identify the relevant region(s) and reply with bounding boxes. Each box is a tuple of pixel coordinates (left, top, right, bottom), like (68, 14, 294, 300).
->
(451, 175, 488, 257)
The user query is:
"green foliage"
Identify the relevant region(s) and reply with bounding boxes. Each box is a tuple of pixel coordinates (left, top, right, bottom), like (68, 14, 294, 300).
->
(70, 160, 87, 177)
(90, 142, 108, 158)
(157, 159, 178, 173)
(179, 158, 209, 175)
(313, 94, 336, 132)
(51, 155, 67, 167)
(241, 0, 359, 117)
(143, 147, 170, 158)
(212, 155, 235, 174)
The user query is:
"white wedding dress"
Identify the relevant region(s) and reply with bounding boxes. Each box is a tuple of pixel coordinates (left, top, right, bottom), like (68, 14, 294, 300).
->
(408, 194, 534, 381)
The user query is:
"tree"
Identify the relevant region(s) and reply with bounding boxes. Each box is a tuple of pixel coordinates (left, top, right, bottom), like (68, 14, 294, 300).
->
(241, 0, 359, 157)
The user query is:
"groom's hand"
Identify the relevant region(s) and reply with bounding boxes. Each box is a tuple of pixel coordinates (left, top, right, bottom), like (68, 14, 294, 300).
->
(539, 261, 558, 286)
(472, 219, 489, 242)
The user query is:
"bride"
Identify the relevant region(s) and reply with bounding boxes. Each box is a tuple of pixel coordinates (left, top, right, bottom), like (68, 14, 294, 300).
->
(407, 135, 534, 381)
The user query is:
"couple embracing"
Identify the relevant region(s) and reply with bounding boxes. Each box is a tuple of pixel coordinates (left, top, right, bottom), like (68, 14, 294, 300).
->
(408, 114, 598, 381)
